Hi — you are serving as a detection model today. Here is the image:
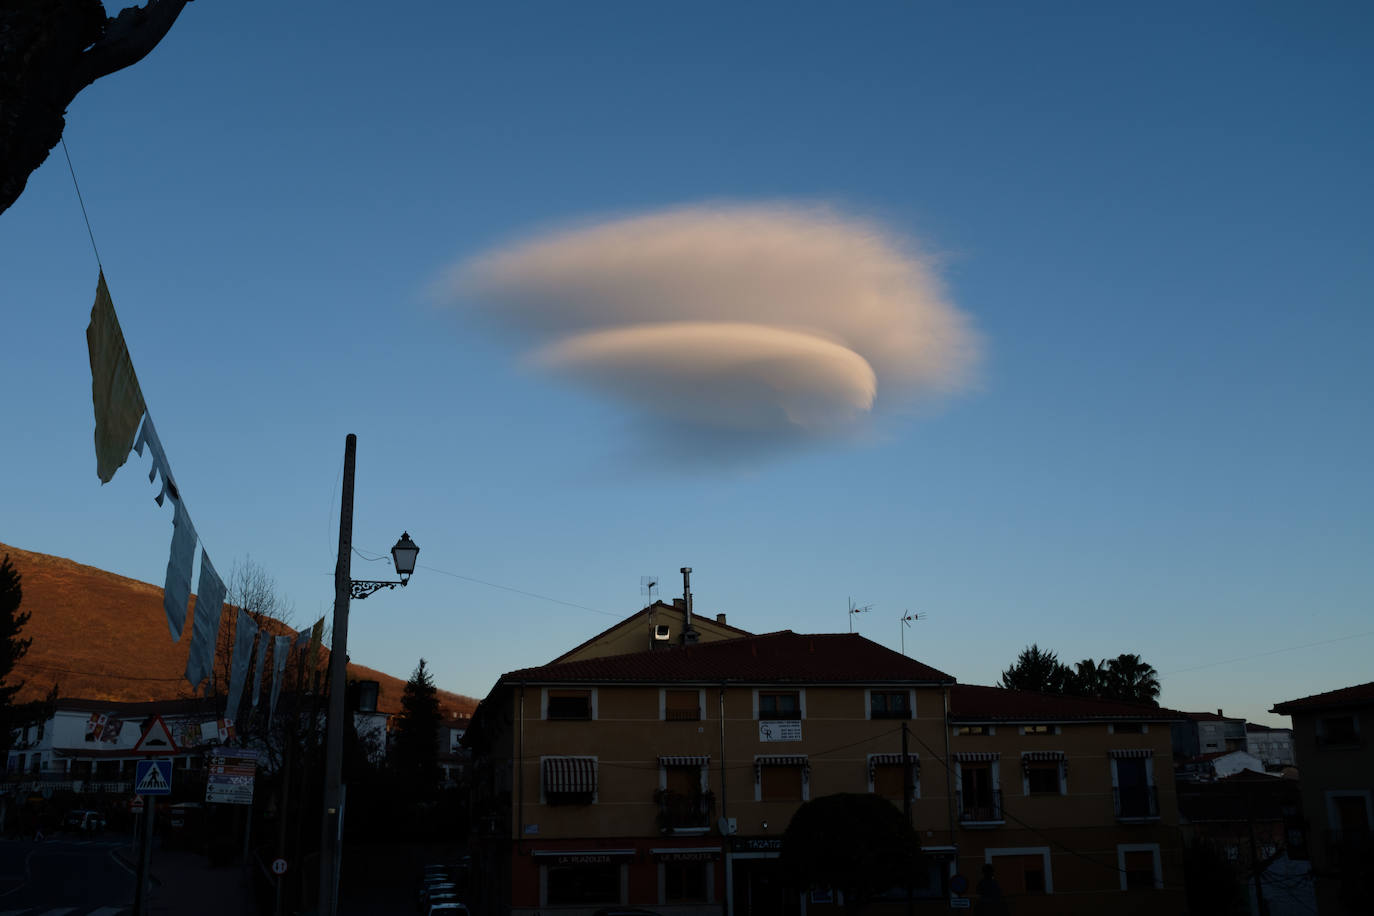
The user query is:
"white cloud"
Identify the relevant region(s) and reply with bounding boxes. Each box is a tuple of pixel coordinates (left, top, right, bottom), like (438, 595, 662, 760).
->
(444, 203, 979, 462)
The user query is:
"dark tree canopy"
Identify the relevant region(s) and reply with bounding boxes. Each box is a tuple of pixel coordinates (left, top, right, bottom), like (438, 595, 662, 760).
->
(1001, 644, 1161, 707)
(0, 555, 36, 759)
(780, 793, 922, 908)
(0, 0, 193, 216)
(999, 644, 1071, 695)
(392, 658, 441, 797)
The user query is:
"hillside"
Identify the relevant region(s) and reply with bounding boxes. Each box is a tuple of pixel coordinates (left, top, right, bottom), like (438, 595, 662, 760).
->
(0, 543, 476, 717)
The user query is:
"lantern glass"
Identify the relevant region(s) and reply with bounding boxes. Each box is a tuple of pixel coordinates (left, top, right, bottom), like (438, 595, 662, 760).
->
(391, 532, 419, 581)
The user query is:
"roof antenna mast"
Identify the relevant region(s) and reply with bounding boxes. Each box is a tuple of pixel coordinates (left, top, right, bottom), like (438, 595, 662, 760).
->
(900, 609, 926, 656)
(848, 596, 872, 633)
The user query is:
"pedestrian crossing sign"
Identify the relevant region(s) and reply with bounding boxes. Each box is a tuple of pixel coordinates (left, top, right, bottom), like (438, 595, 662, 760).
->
(135, 759, 173, 796)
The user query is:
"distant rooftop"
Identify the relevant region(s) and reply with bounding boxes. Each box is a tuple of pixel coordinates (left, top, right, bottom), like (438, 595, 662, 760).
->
(500, 630, 955, 686)
(1271, 681, 1374, 715)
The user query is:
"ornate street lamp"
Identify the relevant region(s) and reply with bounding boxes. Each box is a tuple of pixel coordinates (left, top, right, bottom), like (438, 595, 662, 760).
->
(350, 531, 421, 599)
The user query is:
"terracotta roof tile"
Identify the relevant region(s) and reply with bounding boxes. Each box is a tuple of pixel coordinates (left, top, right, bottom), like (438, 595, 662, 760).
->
(1271, 681, 1374, 714)
(500, 630, 954, 685)
(949, 683, 1184, 722)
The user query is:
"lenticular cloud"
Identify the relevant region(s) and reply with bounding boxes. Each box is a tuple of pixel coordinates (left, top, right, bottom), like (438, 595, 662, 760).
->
(447, 204, 978, 458)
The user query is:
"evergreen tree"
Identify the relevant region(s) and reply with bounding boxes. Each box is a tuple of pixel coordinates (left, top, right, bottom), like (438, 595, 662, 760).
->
(0, 555, 35, 759)
(999, 644, 1073, 694)
(392, 658, 441, 798)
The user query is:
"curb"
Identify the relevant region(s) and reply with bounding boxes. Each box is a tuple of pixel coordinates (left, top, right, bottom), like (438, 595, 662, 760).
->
(113, 848, 163, 887)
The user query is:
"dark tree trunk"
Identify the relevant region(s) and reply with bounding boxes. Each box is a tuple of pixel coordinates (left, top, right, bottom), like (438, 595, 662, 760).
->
(1, 0, 192, 216)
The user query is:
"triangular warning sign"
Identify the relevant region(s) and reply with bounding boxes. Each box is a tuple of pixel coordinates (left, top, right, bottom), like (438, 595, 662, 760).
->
(133, 715, 179, 754)
(136, 763, 170, 793)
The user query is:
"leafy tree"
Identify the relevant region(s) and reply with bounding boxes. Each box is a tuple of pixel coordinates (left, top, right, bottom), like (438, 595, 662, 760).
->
(392, 658, 441, 798)
(780, 793, 922, 910)
(999, 644, 1072, 695)
(1069, 658, 1106, 696)
(1, 0, 194, 215)
(1101, 653, 1161, 706)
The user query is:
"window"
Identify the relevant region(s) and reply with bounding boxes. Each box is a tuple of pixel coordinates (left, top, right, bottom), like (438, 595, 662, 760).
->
(547, 863, 619, 905)
(1318, 715, 1359, 746)
(955, 725, 990, 736)
(870, 691, 911, 720)
(986, 849, 1051, 896)
(869, 753, 919, 802)
(1111, 752, 1157, 819)
(547, 689, 592, 720)
(664, 861, 708, 902)
(758, 691, 800, 719)
(956, 756, 1001, 823)
(1025, 762, 1061, 795)
(543, 756, 597, 806)
(1022, 724, 1052, 735)
(664, 689, 701, 721)
(1117, 845, 1161, 890)
(756, 756, 808, 801)
(1113, 722, 1144, 734)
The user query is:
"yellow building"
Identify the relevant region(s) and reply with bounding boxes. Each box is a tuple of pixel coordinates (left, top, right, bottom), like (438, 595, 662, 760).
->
(464, 618, 1186, 916)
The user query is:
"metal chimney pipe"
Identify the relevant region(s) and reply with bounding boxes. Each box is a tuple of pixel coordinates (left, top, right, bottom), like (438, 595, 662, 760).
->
(681, 567, 693, 634)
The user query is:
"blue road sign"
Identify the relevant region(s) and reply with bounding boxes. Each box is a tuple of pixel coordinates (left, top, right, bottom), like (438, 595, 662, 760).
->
(134, 759, 173, 796)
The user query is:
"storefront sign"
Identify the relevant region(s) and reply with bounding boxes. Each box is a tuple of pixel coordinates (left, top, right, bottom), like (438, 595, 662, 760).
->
(532, 849, 636, 866)
(731, 837, 783, 852)
(652, 848, 720, 862)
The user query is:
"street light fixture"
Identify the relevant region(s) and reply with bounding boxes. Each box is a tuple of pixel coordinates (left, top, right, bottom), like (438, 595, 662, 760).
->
(319, 435, 417, 916)
(350, 531, 421, 599)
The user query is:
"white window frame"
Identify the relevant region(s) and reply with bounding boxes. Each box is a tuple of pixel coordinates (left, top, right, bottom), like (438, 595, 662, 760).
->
(866, 753, 921, 801)
(1324, 789, 1374, 832)
(541, 686, 598, 721)
(1018, 724, 1060, 736)
(1107, 723, 1149, 735)
(954, 758, 1002, 823)
(659, 759, 710, 793)
(659, 687, 706, 721)
(1116, 843, 1162, 891)
(655, 857, 716, 905)
(753, 687, 806, 720)
(984, 846, 1053, 894)
(864, 688, 916, 720)
(1020, 752, 1067, 796)
(753, 756, 810, 802)
(954, 724, 996, 736)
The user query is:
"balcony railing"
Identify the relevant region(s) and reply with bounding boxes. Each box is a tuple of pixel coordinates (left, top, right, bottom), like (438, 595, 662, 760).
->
(958, 789, 1002, 824)
(655, 789, 715, 832)
(1114, 785, 1160, 820)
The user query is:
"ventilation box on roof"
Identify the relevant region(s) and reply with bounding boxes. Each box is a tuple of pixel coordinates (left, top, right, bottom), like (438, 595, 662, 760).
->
(653, 624, 671, 641)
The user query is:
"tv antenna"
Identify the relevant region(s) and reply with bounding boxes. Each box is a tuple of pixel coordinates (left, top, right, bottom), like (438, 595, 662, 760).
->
(640, 575, 659, 603)
(899, 610, 926, 657)
(847, 597, 873, 633)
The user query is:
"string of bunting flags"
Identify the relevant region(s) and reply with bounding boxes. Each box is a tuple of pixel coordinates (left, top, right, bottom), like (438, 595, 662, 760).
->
(86, 270, 322, 722)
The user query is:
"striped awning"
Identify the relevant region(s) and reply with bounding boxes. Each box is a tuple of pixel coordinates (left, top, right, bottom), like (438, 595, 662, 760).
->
(755, 755, 809, 782)
(659, 755, 710, 767)
(1109, 748, 1153, 759)
(953, 751, 1000, 763)
(543, 756, 597, 794)
(868, 753, 920, 780)
(1021, 750, 1067, 775)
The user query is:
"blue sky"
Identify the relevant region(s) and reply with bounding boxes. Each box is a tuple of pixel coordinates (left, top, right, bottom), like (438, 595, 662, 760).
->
(2, 2, 1370, 726)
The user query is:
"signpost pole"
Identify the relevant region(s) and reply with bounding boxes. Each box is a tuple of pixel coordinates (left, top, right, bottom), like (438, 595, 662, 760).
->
(133, 794, 156, 916)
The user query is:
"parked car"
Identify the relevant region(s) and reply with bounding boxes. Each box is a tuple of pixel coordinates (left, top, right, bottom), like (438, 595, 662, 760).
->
(63, 810, 106, 832)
